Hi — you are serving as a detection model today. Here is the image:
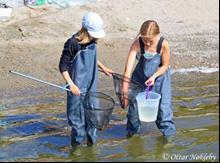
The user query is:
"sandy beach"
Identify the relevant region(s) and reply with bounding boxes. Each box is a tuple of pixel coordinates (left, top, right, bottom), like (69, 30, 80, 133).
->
(0, 0, 219, 91)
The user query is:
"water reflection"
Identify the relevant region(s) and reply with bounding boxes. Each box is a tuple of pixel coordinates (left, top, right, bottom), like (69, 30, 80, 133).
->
(68, 145, 99, 162)
(154, 135, 175, 160)
(125, 135, 145, 158)
(122, 132, 177, 161)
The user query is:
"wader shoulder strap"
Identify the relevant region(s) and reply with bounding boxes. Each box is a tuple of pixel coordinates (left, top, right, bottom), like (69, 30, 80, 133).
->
(156, 36, 164, 54)
(139, 37, 145, 55)
(139, 36, 165, 54)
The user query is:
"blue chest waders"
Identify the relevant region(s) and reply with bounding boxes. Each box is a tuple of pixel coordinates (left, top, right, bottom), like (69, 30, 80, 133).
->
(127, 37, 176, 137)
(67, 43, 98, 144)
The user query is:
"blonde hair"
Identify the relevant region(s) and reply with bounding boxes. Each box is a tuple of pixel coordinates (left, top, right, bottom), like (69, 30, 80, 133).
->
(75, 27, 97, 44)
(137, 20, 160, 38)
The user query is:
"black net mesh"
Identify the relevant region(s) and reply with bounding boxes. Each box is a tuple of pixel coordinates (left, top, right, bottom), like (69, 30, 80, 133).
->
(82, 92, 115, 130)
(112, 73, 144, 108)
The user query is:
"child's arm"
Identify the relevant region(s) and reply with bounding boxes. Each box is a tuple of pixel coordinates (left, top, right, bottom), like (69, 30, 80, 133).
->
(124, 39, 139, 78)
(61, 71, 81, 96)
(97, 61, 113, 76)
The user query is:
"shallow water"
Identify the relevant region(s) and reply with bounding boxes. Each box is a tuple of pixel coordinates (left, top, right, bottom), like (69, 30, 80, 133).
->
(0, 72, 219, 162)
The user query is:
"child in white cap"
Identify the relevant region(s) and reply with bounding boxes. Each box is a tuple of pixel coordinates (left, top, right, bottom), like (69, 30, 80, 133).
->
(59, 12, 113, 147)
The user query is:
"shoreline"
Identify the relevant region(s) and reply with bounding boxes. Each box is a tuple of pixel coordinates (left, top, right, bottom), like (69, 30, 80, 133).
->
(0, 71, 218, 103)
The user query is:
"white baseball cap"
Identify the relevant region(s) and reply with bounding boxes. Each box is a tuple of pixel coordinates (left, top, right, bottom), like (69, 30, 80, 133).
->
(82, 12, 106, 38)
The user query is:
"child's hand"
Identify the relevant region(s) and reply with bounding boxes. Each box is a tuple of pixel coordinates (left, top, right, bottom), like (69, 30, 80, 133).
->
(120, 97, 129, 109)
(120, 81, 129, 109)
(101, 67, 113, 77)
(145, 76, 156, 86)
(69, 83, 81, 96)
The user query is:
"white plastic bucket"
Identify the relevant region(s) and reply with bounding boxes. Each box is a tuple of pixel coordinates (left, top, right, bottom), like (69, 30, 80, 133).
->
(136, 91, 161, 122)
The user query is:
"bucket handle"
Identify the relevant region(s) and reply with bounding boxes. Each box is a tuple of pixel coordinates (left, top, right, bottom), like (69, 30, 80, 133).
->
(145, 84, 152, 99)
